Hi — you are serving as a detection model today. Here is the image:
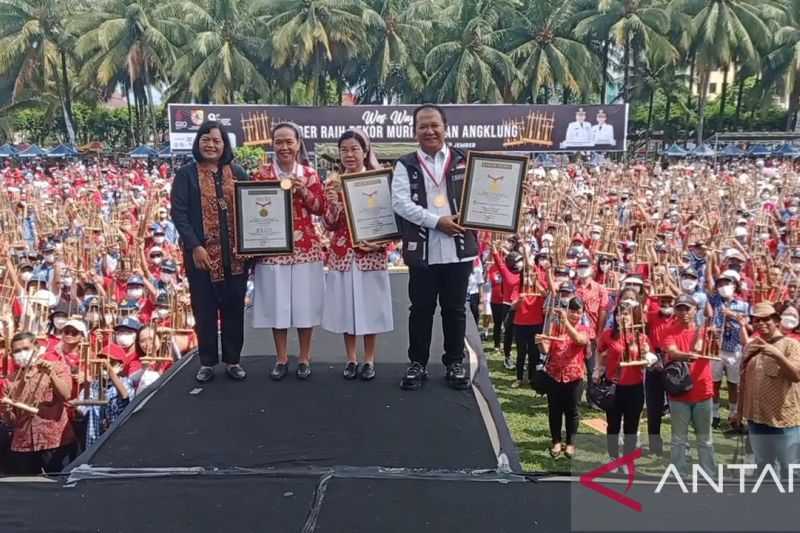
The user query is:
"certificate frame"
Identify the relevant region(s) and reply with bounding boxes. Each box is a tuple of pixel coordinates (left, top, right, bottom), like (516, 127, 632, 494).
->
(458, 151, 529, 234)
(233, 181, 294, 256)
(340, 168, 401, 245)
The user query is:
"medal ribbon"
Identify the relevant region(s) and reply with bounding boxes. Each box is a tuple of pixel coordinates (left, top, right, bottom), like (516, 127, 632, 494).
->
(417, 150, 452, 190)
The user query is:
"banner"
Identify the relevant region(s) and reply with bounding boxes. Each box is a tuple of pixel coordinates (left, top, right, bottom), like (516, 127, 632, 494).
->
(168, 103, 628, 154)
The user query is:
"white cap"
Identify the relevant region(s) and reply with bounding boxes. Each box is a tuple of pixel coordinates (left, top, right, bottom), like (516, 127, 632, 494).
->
(623, 275, 644, 286)
(724, 248, 746, 262)
(719, 270, 741, 283)
(733, 226, 748, 238)
(64, 318, 88, 336)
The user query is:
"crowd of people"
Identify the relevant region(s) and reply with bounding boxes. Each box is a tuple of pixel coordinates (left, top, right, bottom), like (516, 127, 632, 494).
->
(2, 103, 800, 480)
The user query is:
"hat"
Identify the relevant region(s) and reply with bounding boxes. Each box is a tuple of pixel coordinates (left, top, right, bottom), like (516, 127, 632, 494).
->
(161, 259, 177, 273)
(576, 257, 592, 268)
(681, 267, 699, 279)
(675, 295, 698, 309)
(623, 275, 644, 286)
(554, 266, 570, 276)
(782, 306, 799, 319)
(723, 248, 746, 262)
(718, 270, 741, 283)
(83, 295, 100, 309)
(63, 318, 88, 336)
(115, 317, 142, 331)
(750, 302, 777, 318)
(690, 241, 706, 249)
(42, 243, 55, 253)
(127, 274, 145, 286)
(118, 300, 138, 312)
(559, 281, 576, 293)
(156, 292, 170, 306)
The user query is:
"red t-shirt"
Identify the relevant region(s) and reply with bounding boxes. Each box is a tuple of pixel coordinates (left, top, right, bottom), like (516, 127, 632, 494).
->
(598, 329, 645, 385)
(487, 265, 504, 304)
(664, 327, 714, 403)
(648, 314, 679, 353)
(546, 323, 595, 383)
(514, 294, 546, 325)
(493, 250, 520, 304)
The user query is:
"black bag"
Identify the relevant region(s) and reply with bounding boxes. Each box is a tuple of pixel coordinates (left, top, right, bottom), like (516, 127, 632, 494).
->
(662, 360, 693, 395)
(531, 361, 554, 395)
(588, 377, 617, 411)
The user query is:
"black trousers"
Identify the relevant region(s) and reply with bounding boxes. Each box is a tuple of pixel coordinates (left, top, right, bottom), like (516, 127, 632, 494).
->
(606, 383, 645, 458)
(8, 443, 77, 476)
(503, 308, 516, 358)
(515, 324, 543, 382)
(187, 271, 248, 367)
(468, 293, 480, 326)
(645, 369, 668, 454)
(547, 379, 582, 445)
(490, 303, 507, 348)
(408, 261, 472, 366)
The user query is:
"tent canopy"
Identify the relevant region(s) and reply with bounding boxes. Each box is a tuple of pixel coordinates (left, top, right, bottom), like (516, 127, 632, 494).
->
(0, 143, 17, 158)
(719, 144, 746, 157)
(129, 145, 159, 158)
(663, 143, 688, 157)
(690, 144, 716, 157)
(747, 143, 773, 156)
(17, 144, 47, 158)
(47, 143, 79, 158)
(773, 143, 800, 157)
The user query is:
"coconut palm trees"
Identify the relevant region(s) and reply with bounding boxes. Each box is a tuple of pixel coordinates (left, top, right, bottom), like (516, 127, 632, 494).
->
(765, 0, 800, 130)
(0, 0, 78, 143)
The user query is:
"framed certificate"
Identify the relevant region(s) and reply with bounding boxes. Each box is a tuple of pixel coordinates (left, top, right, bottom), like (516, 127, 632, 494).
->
(458, 152, 528, 233)
(233, 181, 294, 256)
(340, 169, 401, 244)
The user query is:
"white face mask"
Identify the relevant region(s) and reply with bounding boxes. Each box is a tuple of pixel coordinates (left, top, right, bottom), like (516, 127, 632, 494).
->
(538, 260, 550, 269)
(186, 314, 196, 328)
(127, 288, 144, 300)
(12, 349, 33, 367)
(718, 285, 735, 299)
(86, 311, 101, 323)
(661, 306, 674, 316)
(150, 257, 163, 266)
(156, 308, 170, 320)
(21, 272, 33, 282)
(116, 332, 136, 348)
(61, 277, 73, 288)
(781, 316, 799, 330)
(52, 317, 67, 330)
(624, 284, 641, 294)
(577, 267, 592, 278)
(681, 279, 698, 292)
(44, 254, 55, 264)
(559, 296, 572, 307)
(599, 263, 611, 273)
(620, 299, 639, 308)
(759, 233, 770, 241)
(590, 232, 601, 241)
(154, 236, 165, 244)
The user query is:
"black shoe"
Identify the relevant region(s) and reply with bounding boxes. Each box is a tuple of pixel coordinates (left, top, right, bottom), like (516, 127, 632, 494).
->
(445, 362, 470, 390)
(225, 364, 247, 381)
(712, 417, 721, 429)
(195, 366, 215, 383)
(270, 362, 288, 381)
(296, 362, 312, 380)
(400, 362, 427, 390)
(343, 361, 358, 380)
(359, 362, 376, 381)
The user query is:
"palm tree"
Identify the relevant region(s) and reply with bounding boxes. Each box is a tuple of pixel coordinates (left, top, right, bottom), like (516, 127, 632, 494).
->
(165, 0, 272, 104)
(679, 0, 777, 143)
(70, 0, 184, 144)
(505, 0, 598, 104)
(263, 0, 375, 105)
(424, 0, 518, 103)
(0, 0, 78, 143)
(574, 0, 677, 104)
(765, 0, 800, 130)
(354, 0, 432, 103)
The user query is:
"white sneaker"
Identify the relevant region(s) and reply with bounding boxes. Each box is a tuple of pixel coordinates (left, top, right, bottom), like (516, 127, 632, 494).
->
(503, 356, 515, 370)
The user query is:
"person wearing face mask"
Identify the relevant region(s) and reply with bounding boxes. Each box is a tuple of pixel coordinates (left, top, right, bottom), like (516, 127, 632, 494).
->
(574, 257, 609, 400)
(32, 243, 57, 288)
(709, 271, 750, 429)
(493, 244, 522, 371)
(0, 331, 76, 475)
(134, 327, 170, 393)
(75, 344, 134, 448)
(779, 306, 800, 341)
(644, 294, 680, 456)
(156, 260, 179, 294)
(587, 225, 603, 254)
(122, 275, 156, 324)
(732, 303, 800, 474)
(145, 247, 165, 278)
(679, 267, 710, 327)
(510, 247, 550, 388)
(153, 208, 178, 245)
(45, 304, 70, 351)
(112, 318, 143, 378)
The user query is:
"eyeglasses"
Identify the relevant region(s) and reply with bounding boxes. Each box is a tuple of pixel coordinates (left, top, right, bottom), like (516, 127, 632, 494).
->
(63, 327, 81, 336)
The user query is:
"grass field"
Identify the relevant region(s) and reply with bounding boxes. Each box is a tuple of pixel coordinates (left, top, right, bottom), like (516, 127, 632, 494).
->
(483, 343, 746, 476)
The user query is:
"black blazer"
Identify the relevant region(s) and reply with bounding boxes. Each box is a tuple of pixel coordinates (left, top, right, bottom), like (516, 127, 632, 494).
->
(170, 161, 249, 272)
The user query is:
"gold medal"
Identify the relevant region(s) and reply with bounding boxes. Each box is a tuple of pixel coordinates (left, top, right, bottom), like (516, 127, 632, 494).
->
(259, 208, 269, 217)
(433, 194, 447, 208)
(280, 178, 293, 190)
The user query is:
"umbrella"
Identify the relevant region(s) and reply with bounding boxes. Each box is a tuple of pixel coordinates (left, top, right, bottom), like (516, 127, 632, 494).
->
(128, 145, 159, 159)
(719, 144, 746, 157)
(47, 143, 79, 158)
(747, 144, 772, 157)
(662, 143, 688, 157)
(772, 143, 800, 157)
(17, 144, 47, 158)
(691, 144, 716, 157)
(0, 143, 18, 158)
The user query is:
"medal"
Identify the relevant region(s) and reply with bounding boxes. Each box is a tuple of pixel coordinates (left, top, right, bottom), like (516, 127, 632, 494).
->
(433, 194, 447, 208)
(256, 200, 271, 217)
(280, 178, 292, 191)
(417, 150, 452, 210)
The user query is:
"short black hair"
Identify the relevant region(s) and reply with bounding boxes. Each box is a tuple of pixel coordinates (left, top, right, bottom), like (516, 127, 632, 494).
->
(413, 104, 447, 129)
(191, 120, 234, 165)
(11, 331, 35, 345)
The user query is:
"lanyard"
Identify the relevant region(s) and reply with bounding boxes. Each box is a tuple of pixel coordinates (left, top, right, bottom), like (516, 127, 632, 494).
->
(417, 150, 451, 189)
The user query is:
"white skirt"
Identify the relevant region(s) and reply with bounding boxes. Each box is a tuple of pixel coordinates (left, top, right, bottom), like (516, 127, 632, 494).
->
(253, 262, 324, 329)
(322, 260, 393, 336)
